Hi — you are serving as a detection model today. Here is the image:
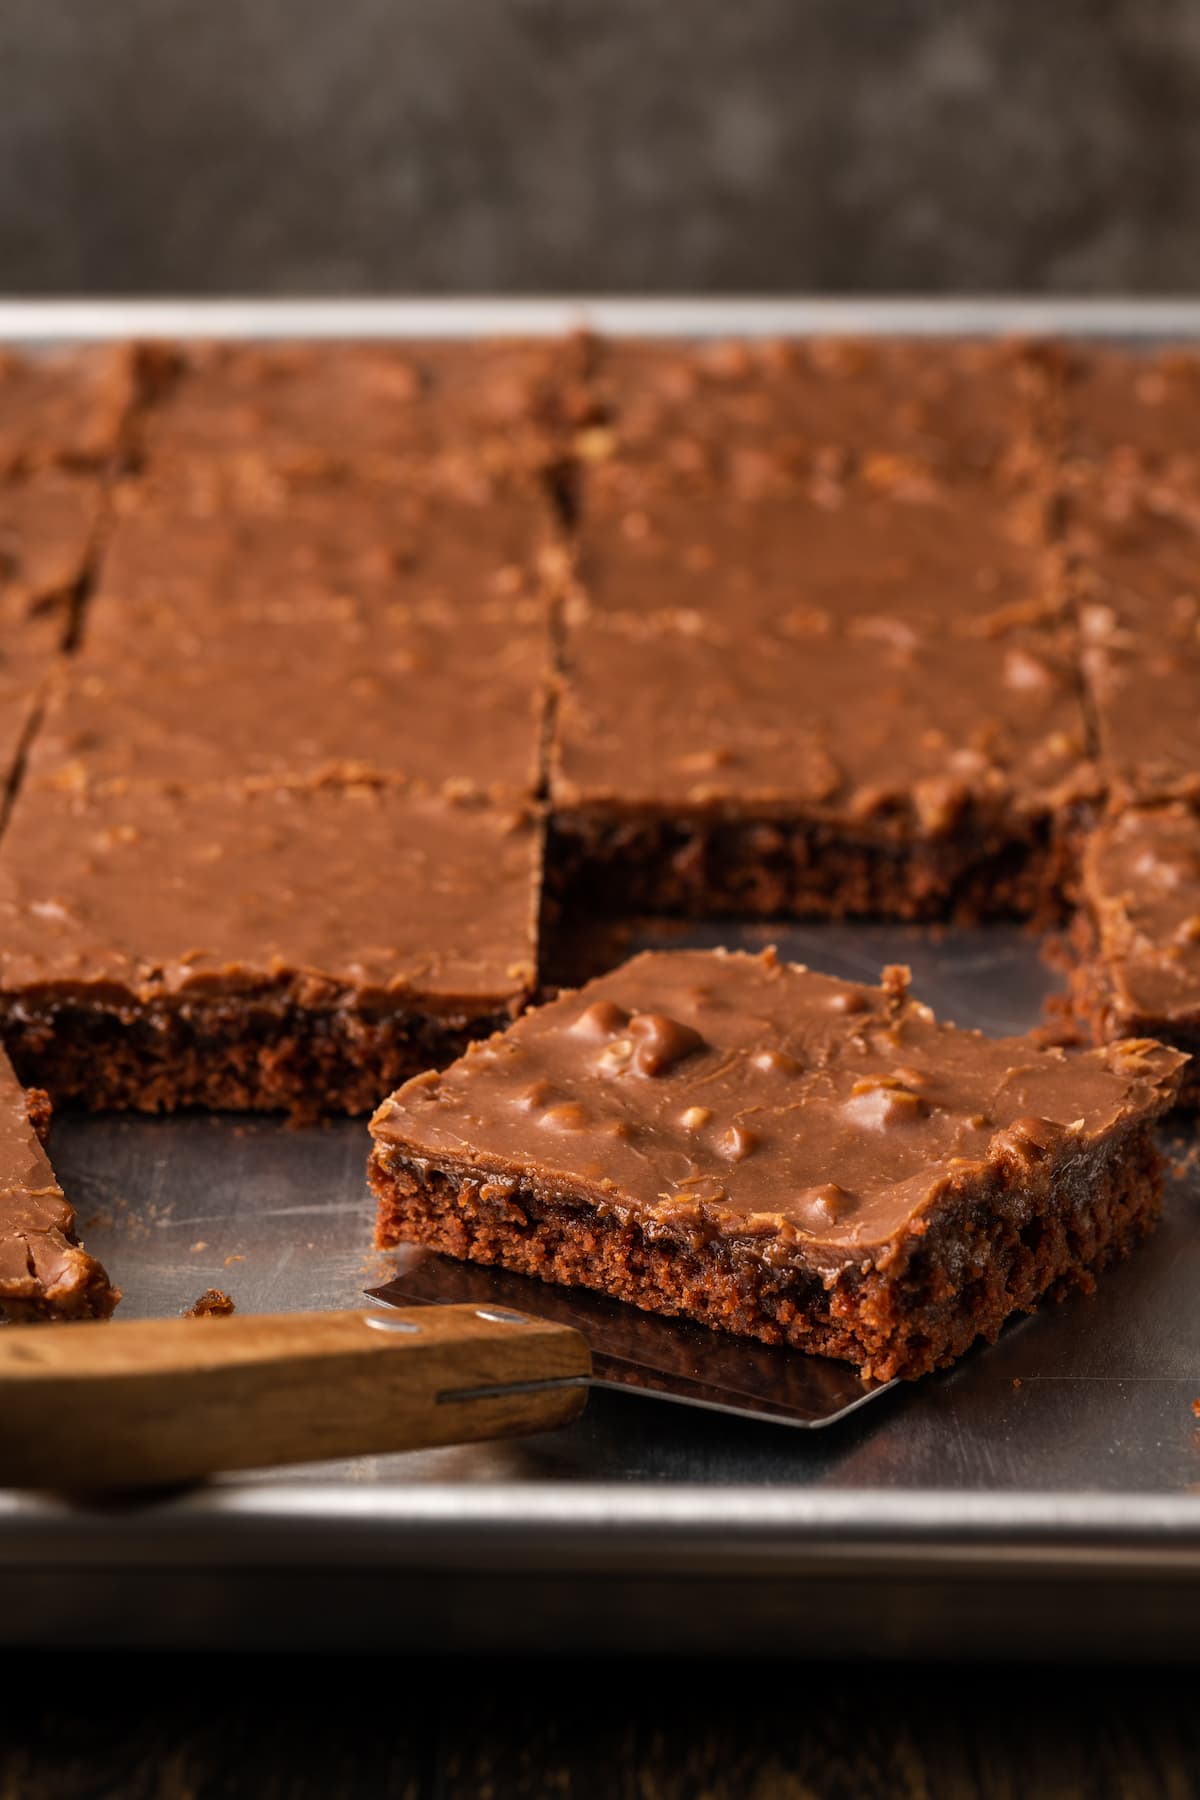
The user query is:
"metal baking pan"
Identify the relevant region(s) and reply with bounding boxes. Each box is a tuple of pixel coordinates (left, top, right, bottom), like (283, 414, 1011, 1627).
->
(2, 299, 1200, 1659)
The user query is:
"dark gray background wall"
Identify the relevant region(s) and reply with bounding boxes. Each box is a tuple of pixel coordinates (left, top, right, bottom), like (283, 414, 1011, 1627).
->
(4, 0, 1200, 294)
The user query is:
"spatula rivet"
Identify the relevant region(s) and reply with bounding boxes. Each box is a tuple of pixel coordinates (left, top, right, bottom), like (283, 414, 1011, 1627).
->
(365, 1315, 423, 1334)
(475, 1307, 528, 1325)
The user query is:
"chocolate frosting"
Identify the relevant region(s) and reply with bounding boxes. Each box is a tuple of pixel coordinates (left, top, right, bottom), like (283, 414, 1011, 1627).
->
(0, 1051, 117, 1320)
(1082, 805, 1200, 1027)
(1073, 486, 1200, 806)
(554, 596, 1092, 823)
(0, 345, 137, 476)
(33, 609, 549, 796)
(96, 479, 549, 616)
(32, 486, 554, 799)
(1060, 347, 1200, 492)
(372, 948, 1185, 1260)
(0, 471, 104, 640)
(575, 482, 1066, 635)
(0, 779, 542, 1012)
(556, 463, 1093, 823)
(582, 338, 1055, 491)
(142, 339, 584, 491)
(0, 470, 110, 794)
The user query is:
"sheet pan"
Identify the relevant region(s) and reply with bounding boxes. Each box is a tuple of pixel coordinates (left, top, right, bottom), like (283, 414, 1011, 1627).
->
(2, 300, 1198, 1657)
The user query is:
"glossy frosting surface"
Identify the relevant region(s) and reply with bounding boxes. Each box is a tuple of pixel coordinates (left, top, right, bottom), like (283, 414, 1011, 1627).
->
(0, 1048, 101, 1312)
(373, 948, 1184, 1256)
(1074, 487, 1200, 806)
(0, 779, 542, 1008)
(1083, 804, 1200, 1025)
(582, 337, 1053, 489)
(0, 345, 137, 475)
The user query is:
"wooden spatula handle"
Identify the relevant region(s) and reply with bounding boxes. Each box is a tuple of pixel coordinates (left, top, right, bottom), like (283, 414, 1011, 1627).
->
(0, 1304, 592, 1490)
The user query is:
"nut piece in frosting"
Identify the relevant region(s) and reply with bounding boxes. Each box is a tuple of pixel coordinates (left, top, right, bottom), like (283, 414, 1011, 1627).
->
(570, 999, 631, 1040)
(719, 1124, 758, 1161)
(844, 1074, 927, 1128)
(798, 1183, 856, 1227)
(539, 1101, 590, 1131)
(626, 1011, 706, 1077)
(990, 1114, 1065, 1162)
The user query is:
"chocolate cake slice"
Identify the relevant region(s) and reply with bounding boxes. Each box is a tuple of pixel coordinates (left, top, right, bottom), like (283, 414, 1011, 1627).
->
(1072, 804, 1200, 1109)
(0, 776, 543, 1121)
(0, 1048, 117, 1322)
(369, 948, 1185, 1381)
(549, 486, 1095, 922)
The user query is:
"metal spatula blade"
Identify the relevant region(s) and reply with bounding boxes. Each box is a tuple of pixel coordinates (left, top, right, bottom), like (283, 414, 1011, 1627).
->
(366, 1249, 897, 1429)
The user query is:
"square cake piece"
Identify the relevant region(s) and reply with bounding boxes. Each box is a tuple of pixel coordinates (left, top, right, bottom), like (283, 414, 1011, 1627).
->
(0, 777, 543, 1120)
(30, 601, 551, 796)
(549, 486, 1094, 921)
(30, 486, 555, 799)
(1072, 805, 1200, 1109)
(0, 1049, 118, 1322)
(579, 337, 1059, 492)
(369, 948, 1185, 1380)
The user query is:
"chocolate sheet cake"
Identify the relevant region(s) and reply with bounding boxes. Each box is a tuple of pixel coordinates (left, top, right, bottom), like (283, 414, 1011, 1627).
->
(370, 948, 1185, 1380)
(0, 333, 1194, 1335)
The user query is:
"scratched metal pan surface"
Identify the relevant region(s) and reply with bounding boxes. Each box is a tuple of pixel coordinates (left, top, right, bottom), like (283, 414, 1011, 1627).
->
(1, 300, 1199, 1659)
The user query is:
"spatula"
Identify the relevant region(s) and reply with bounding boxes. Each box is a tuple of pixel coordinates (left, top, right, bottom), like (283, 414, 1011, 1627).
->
(0, 1252, 894, 1490)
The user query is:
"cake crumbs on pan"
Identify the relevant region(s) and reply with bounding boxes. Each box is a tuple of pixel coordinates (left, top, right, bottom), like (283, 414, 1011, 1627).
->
(1168, 1141, 1200, 1181)
(183, 1288, 236, 1318)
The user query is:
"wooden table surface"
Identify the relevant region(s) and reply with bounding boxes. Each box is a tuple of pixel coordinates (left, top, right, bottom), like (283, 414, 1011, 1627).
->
(3, 1654, 1198, 1797)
